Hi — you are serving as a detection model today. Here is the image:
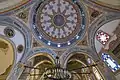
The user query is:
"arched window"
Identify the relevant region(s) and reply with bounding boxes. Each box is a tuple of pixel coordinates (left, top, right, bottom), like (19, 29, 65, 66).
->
(101, 53, 120, 72)
(96, 30, 110, 45)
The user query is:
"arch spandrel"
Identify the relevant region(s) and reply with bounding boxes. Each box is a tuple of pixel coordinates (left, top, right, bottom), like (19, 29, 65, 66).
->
(60, 46, 99, 68)
(88, 13, 120, 80)
(83, 0, 120, 12)
(0, 16, 32, 80)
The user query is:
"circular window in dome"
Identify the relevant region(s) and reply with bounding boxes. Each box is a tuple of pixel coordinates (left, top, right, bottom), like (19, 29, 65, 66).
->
(30, 0, 87, 48)
(17, 45, 24, 53)
(4, 27, 15, 38)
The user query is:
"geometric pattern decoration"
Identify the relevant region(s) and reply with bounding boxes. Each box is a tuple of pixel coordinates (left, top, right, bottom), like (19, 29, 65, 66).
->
(101, 53, 120, 72)
(30, 0, 87, 48)
(96, 30, 110, 45)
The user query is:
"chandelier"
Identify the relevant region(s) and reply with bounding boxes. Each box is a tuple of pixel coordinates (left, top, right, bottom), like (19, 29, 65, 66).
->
(40, 56, 72, 80)
(41, 67, 71, 80)
(23, 56, 98, 80)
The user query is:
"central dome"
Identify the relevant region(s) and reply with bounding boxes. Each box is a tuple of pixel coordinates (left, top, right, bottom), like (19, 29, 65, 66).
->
(31, 0, 87, 48)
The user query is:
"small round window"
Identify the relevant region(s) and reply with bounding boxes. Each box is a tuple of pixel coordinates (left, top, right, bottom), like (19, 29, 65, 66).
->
(4, 27, 15, 38)
(17, 45, 24, 53)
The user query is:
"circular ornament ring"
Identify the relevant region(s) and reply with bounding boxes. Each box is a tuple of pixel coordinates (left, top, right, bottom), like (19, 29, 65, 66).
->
(30, 0, 87, 48)
(4, 27, 15, 38)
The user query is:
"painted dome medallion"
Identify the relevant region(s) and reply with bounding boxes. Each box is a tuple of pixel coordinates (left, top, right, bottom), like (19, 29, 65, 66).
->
(30, 0, 87, 48)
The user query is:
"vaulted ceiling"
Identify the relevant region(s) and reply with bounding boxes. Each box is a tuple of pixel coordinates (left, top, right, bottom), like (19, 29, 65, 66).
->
(0, 0, 120, 80)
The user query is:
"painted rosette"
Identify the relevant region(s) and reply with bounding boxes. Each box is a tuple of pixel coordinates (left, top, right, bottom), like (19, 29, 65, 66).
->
(30, 0, 87, 48)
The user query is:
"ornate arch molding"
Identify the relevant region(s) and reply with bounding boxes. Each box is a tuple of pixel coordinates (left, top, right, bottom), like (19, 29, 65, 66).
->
(68, 59, 87, 66)
(0, 0, 35, 15)
(83, 0, 120, 12)
(60, 46, 99, 68)
(9, 48, 57, 80)
(21, 48, 57, 64)
(88, 13, 120, 53)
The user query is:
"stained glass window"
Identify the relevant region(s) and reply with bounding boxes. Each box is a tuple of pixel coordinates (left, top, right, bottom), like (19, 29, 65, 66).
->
(96, 30, 110, 45)
(101, 53, 120, 72)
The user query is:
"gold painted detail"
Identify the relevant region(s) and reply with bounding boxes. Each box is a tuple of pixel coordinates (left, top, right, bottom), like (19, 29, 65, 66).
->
(0, 38, 14, 80)
(0, 0, 30, 13)
(0, 40, 8, 55)
(16, 8, 30, 23)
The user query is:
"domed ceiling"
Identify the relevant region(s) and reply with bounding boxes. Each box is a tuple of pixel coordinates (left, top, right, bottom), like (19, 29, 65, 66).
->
(0, 0, 120, 80)
(30, 0, 87, 48)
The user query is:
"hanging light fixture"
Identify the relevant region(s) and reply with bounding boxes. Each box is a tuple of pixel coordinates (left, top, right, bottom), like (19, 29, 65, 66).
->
(40, 56, 72, 80)
(23, 56, 98, 80)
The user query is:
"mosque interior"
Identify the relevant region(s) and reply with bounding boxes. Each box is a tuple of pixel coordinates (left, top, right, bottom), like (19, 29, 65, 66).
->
(0, 0, 120, 80)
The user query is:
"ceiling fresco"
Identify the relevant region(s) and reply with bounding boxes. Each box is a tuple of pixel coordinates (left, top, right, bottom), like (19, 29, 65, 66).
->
(0, 0, 120, 80)
(30, 0, 87, 48)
